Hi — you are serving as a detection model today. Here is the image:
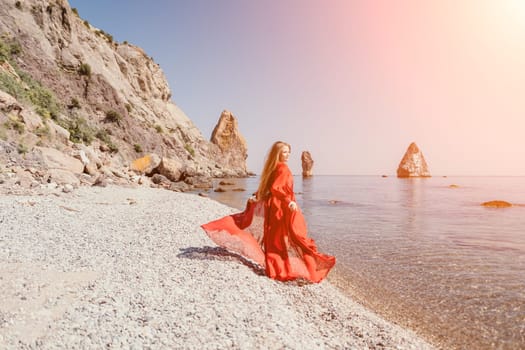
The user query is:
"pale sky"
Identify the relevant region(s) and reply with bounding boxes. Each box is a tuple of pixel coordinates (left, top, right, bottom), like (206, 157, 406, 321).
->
(69, 0, 525, 176)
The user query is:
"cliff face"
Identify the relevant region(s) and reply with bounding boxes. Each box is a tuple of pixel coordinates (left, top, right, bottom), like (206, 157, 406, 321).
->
(0, 0, 247, 193)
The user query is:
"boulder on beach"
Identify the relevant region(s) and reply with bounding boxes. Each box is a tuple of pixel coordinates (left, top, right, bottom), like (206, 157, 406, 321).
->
(397, 142, 431, 178)
(130, 154, 161, 175)
(37, 147, 84, 174)
(157, 157, 185, 182)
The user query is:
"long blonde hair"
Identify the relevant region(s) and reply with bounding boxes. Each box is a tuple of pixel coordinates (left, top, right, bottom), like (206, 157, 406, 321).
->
(256, 141, 291, 200)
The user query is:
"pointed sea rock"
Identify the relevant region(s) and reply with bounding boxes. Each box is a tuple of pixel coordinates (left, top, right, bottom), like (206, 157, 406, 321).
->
(301, 151, 314, 177)
(210, 110, 248, 176)
(397, 142, 431, 178)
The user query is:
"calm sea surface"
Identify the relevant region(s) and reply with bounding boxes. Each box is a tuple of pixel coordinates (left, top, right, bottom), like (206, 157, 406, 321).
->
(207, 176, 525, 350)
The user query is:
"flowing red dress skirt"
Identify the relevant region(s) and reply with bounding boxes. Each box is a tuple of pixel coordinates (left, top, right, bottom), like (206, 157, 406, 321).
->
(201, 164, 336, 283)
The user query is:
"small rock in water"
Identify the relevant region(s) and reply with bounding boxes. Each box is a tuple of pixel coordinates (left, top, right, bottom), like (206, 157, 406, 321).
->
(481, 200, 512, 208)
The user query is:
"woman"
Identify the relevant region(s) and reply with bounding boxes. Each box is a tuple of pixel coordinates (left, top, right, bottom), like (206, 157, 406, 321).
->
(201, 141, 335, 283)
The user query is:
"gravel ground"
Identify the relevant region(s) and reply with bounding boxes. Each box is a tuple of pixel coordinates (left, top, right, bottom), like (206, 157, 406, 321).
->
(0, 185, 435, 349)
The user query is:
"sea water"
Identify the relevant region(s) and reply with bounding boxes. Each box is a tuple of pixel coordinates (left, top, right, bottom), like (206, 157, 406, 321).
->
(208, 176, 525, 350)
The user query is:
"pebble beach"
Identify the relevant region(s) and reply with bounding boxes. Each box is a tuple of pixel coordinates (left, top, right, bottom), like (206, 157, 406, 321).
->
(0, 185, 434, 349)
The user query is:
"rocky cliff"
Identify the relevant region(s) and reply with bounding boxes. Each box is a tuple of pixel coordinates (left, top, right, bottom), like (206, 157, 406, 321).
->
(397, 142, 431, 178)
(0, 0, 248, 194)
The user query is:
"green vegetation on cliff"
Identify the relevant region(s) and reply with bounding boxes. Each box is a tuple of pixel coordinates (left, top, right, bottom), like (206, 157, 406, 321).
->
(0, 35, 62, 119)
(0, 35, 119, 153)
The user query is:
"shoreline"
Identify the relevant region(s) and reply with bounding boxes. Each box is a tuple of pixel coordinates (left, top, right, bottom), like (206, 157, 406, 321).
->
(0, 185, 434, 349)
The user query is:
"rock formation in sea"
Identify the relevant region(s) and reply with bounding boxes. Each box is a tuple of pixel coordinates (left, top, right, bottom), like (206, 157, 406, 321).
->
(396, 142, 431, 178)
(0, 0, 248, 194)
(301, 151, 314, 177)
(210, 110, 248, 177)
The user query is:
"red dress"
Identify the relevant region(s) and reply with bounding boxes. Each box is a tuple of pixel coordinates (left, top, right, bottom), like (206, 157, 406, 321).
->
(201, 162, 335, 283)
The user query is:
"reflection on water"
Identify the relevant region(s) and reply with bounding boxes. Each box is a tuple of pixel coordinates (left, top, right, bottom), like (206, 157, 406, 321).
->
(208, 176, 525, 350)
(399, 178, 426, 236)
